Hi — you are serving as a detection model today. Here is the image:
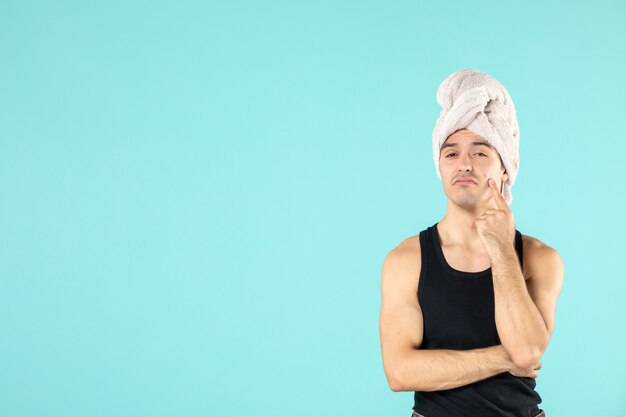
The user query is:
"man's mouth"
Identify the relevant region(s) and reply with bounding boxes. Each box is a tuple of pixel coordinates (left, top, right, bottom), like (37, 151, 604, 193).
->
(454, 178, 477, 184)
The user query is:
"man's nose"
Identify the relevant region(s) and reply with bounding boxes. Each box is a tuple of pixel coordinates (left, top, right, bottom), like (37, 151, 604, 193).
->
(457, 153, 472, 171)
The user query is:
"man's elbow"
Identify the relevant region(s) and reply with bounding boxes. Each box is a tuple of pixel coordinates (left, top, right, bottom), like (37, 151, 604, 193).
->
(385, 367, 407, 392)
(511, 346, 543, 369)
(509, 330, 550, 369)
(388, 379, 403, 392)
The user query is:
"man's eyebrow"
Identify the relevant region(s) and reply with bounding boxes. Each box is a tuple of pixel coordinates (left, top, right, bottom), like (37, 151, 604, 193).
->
(441, 141, 494, 150)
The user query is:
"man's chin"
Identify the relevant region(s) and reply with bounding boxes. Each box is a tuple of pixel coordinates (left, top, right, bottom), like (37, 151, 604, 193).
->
(449, 193, 488, 209)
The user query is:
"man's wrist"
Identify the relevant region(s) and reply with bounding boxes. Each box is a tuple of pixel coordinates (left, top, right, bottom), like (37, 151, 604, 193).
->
(489, 244, 517, 265)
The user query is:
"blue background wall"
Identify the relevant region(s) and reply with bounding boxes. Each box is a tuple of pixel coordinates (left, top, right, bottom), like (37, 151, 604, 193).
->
(1, 1, 624, 416)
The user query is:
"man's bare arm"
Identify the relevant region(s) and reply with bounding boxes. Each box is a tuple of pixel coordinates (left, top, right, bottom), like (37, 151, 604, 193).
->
(390, 344, 533, 392)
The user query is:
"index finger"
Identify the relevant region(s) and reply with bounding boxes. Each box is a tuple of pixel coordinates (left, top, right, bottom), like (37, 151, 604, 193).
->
(488, 178, 508, 210)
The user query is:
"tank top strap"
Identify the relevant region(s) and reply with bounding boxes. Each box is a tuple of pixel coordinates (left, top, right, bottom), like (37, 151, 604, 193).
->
(514, 229, 523, 269)
(417, 228, 430, 303)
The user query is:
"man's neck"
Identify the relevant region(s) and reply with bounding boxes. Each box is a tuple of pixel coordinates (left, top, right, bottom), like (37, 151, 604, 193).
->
(438, 200, 498, 247)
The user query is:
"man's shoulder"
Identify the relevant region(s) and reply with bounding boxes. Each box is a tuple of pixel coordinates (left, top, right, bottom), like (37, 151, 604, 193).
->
(520, 233, 563, 276)
(386, 234, 420, 262)
(381, 234, 422, 297)
(382, 234, 422, 275)
(520, 233, 559, 255)
(384, 225, 431, 269)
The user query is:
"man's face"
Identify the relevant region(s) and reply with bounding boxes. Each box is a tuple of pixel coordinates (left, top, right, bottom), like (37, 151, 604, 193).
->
(439, 129, 509, 209)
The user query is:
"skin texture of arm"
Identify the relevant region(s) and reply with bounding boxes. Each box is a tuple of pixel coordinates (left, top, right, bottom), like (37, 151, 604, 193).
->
(378, 236, 538, 392)
(388, 344, 511, 392)
(490, 237, 564, 368)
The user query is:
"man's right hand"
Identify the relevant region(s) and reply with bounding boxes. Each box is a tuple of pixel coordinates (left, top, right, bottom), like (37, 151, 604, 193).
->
(508, 360, 542, 379)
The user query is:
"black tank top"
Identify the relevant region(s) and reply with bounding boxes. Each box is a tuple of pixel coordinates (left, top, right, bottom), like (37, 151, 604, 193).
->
(413, 222, 543, 417)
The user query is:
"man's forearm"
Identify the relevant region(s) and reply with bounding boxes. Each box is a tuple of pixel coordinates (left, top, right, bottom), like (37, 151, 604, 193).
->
(491, 246, 549, 367)
(394, 345, 508, 392)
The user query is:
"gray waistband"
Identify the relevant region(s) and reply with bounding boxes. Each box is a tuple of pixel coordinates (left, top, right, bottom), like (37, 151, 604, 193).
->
(411, 410, 544, 417)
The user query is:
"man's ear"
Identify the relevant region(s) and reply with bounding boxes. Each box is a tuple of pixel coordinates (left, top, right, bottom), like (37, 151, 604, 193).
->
(499, 170, 508, 194)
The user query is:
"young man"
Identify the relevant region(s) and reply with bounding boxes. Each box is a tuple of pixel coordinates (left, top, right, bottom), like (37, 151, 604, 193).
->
(379, 69, 564, 417)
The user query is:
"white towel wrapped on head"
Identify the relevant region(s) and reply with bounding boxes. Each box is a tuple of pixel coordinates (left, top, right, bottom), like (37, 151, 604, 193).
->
(432, 68, 520, 205)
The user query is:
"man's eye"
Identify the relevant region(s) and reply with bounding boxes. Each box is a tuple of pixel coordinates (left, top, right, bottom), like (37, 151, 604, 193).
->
(445, 153, 486, 157)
